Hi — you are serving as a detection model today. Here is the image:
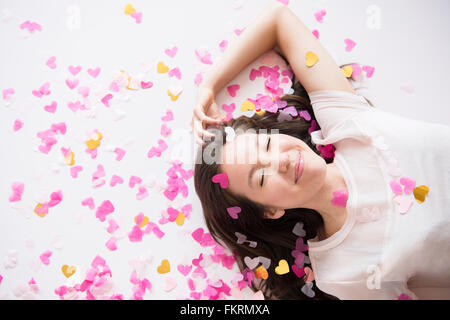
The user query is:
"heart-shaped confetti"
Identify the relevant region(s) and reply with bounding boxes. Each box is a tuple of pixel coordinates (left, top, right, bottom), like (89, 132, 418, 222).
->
(227, 84, 240, 97)
(87, 67, 101, 78)
(292, 222, 306, 237)
(226, 206, 241, 219)
(61, 265, 76, 278)
(301, 282, 315, 298)
(413, 185, 429, 204)
(254, 265, 268, 279)
(304, 266, 315, 283)
(344, 38, 356, 52)
(164, 46, 178, 57)
(305, 51, 318, 67)
(68, 65, 81, 76)
(331, 189, 348, 207)
(341, 65, 353, 78)
(157, 61, 169, 73)
(212, 173, 228, 188)
(244, 256, 259, 270)
(362, 65, 375, 78)
(157, 259, 170, 274)
(141, 81, 153, 89)
(44, 101, 57, 113)
(393, 195, 413, 215)
(101, 94, 113, 107)
(164, 276, 177, 292)
(399, 177, 416, 195)
(130, 11, 142, 24)
(314, 9, 326, 23)
(46, 56, 57, 69)
(274, 259, 289, 275)
(124, 4, 136, 15)
(240, 100, 255, 112)
(291, 264, 305, 278)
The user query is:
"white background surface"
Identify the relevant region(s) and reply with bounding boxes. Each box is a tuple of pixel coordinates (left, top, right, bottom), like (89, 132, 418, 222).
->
(0, 0, 449, 299)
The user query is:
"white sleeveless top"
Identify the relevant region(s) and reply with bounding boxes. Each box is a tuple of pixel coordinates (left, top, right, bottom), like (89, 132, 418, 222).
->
(306, 89, 450, 300)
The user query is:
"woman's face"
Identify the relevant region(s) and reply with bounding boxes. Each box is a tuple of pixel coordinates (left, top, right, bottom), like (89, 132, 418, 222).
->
(219, 132, 327, 213)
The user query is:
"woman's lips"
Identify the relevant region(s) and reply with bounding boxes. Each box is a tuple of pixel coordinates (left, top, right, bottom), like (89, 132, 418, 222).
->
(295, 153, 305, 183)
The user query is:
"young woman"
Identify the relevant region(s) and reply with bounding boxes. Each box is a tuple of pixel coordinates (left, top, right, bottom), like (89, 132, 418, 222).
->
(191, 2, 450, 300)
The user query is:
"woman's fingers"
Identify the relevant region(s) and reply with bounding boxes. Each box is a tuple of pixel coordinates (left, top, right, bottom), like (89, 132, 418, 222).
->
(192, 119, 216, 145)
(193, 107, 222, 125)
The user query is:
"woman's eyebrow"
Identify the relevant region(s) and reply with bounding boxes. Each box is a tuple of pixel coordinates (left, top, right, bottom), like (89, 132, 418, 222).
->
(247, 136, 259, 189)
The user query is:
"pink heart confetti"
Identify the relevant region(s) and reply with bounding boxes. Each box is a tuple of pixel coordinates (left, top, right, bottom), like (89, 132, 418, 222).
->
(234, 27, 245, 36)
(107, 219, 119, 233)
(20, 20, 42, 33)
(101, 94, 113, 107)
(331, 189, 348, 207)
(68, 65, 82, 76)
(114, 148, 126, 161)
(161, 109, 174, 122)
(227, 84, 240, 97)
(130, 11, 142, 24)
(314, 9, 326, 23)
(177, 264, 192, 276)
(32, 82, 51, 98)
(70, 165, 83, 178)
(65, 78, 79, 89)
(399, 177, 416, 195)
(226, 206, 241, 219)
(194, 72, 203, 86)
(160, 123, 171, 137)
(136, 186, 149, 200)
(312, 29, 319, 39)
(292, 265, 305, 278)
(46, 56, 57, 69)
(110, 175, 124, 187)
(195, 48, 213, 65)
(219, 40, 228, 51)
(44, 101, 57, 113)
(8, 182, 24, 202)
(168, 67, 182, 79)
(282, 106, 298, 117)
(95, 200, 115, 222)
(81, 197, 95, 210)
(249, 68, 262, 81)
(109, 81, 119, 92)
(129, 176, 142, 188)
(390, 180, 403, 195)
(105, 237, 117, 251)
(3, 88, 14, 100)
(77, 86, 90, 98)
(39, 250, 52, 265)
(128, 225, 143, 242)
(212, 173, 229, 188)
(394, 195, 413, 215)
(344, 38, 356, 52)
(141, 81, 153, 89)
(13, 119, 23, 132)
(351, 63, 362, 79)
(362, 65, 375, 78)
(87, 67, 101, 78)
(164, 46, 178, 58)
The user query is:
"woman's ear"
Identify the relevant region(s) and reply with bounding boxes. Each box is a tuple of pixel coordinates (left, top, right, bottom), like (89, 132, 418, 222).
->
(264, 207, 285, 219)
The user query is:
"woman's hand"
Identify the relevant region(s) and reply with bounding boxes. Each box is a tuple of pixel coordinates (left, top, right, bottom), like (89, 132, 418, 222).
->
(190, 85, 224, 145)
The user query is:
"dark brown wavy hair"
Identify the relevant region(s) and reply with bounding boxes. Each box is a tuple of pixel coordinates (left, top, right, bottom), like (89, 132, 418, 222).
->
(193, 61, 374, 300)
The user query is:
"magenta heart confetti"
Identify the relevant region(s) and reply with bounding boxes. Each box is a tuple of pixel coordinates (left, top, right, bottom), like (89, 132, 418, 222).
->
(226, 206, 241, 219)
(212, 173, 228, 188)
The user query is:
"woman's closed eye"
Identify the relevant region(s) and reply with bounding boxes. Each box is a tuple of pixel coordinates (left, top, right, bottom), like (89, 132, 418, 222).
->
(259, 137, 271, 187)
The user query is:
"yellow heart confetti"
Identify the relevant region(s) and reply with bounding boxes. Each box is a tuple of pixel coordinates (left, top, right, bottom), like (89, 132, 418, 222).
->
(34, 203, 47, 217)
(61, 265, 77, 278)
(124, 4, 136, 15)
(157, 61, 169, 73)
(157, 259, 170, 274)
(64, 151, 75, 166)
(274, 259, 289, 275)
(175, 212, 185, 226)
(341, 65, 353, 78)
(413, 185, 429, 204)
(134, 215, 149, 228)
(86, 139, 100, 150)
(167, 90, 181, 101)
(254, 265, 269, 279)
(240, 100, 255, 112)
(305, 51, 318, 67)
